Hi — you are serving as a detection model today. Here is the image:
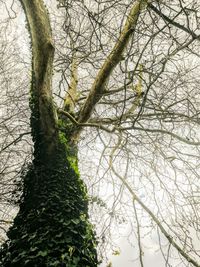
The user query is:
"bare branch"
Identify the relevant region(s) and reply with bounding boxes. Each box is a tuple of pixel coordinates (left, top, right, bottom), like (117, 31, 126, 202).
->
(148, 3, 199, 39)
(109, 135, 200, 267)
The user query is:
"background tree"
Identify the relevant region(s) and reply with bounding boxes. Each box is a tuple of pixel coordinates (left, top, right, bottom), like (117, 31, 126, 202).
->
(0, 0, 200, 266)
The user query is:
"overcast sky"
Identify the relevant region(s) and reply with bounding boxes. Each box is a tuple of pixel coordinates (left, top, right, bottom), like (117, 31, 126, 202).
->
(99, 224, 167, 267)
(110, 239, 164, 267)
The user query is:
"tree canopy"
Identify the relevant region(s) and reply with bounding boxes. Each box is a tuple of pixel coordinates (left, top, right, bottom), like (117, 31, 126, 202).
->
(0, 0, 200, 266)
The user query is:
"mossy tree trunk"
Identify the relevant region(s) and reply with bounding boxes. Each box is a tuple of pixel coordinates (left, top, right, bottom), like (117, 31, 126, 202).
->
(0, 1, 98, 266)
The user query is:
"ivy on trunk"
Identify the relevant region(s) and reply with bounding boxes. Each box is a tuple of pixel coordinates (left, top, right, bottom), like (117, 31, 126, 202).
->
(0, 0, 98, 266)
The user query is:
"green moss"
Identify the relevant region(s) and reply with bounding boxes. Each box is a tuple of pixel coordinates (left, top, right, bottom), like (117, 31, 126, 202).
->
(58, 131, 68, 145)
(58, 128, 80, 176)
(67, 155, 80, 176)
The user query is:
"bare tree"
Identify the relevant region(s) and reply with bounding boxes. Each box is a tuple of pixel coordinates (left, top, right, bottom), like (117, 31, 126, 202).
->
(0, 0, 200, 266)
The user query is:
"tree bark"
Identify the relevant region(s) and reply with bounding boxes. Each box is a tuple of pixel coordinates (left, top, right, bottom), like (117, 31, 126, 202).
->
(20, 0, 58, 158)
(0, 1, 98, 266)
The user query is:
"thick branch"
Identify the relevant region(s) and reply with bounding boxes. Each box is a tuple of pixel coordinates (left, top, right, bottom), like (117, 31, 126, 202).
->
(78, 0, 148, 124)
(63, 51, 78, 113)
(58, 109, 116, 133)
(20, 0, 57, 154)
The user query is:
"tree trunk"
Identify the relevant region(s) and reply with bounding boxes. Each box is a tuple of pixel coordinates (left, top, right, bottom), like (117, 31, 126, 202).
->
(0, 1, 98, 266)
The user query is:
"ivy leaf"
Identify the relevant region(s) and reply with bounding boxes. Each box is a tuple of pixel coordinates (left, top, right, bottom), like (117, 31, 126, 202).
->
(71, 219, 80, 225)
(37, 250, 48, 257)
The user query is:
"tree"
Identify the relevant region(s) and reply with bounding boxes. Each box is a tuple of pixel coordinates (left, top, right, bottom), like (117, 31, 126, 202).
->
(0, 0, 200, 266)
(0, 0, 98, 266)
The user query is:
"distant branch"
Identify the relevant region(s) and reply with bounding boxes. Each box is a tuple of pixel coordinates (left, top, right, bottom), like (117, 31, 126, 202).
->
(132, 126, 200, 146)
(0, 132, 31, 153)
(109, 135, 200, 267)
(148, 4, 199, 39)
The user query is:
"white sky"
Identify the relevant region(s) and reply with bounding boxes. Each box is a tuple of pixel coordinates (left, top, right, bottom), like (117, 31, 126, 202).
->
(101, 234, 191, 267)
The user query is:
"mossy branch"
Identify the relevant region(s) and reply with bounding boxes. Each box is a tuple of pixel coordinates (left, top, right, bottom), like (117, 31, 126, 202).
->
(78, 0, 149, 125)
